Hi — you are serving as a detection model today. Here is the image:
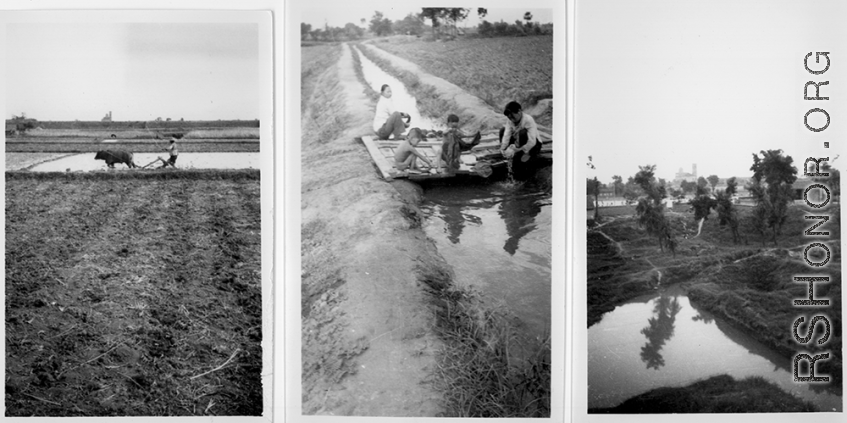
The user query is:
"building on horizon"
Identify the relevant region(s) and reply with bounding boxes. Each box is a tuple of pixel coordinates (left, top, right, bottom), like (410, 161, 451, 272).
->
(672, 164, 697, 185)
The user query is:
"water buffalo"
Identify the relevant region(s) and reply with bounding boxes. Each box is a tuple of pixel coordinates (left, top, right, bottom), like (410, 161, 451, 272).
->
(94, 150, 137, 168)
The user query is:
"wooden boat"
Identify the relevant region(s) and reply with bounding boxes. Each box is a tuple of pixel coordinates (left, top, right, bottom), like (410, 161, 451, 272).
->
(360, 127, 552, 181)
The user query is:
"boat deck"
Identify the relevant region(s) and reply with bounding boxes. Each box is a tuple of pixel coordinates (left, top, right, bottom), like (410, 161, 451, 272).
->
(360, 129, 552, 181)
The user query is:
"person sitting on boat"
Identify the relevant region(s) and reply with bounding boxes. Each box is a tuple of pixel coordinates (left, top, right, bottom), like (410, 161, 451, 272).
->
(434, 114, 481, 175)
(499, 101, 542, 170)
(393, 128, 432, 172)
(373, 84, 410, 140)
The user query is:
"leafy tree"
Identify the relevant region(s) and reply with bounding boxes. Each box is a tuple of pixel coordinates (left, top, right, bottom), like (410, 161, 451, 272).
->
(707, 174, 720, 192)
(697, 176, 708, 191)
(679, 180, 696, 195)
(477, 8, 488, 18)
(634, 165, 677, 256)
(715, 177, 741, 243)
(689, 194, 716, 237)
(420, 8, 469, 39)
(445, 8, 470, 36)
(369, 11, 393, 36)
(344, 23, 364, 39)
(420, 8, 444, 38)
(301, 23, 312, 39)
(394, 13, 424, 36)
(587, 177, 601, 221)
(612, 175, 623, 197)
(748, 149, 798, 246)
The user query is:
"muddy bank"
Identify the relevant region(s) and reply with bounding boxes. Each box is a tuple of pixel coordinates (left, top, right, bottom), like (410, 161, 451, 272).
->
(590, 375, 816, 413)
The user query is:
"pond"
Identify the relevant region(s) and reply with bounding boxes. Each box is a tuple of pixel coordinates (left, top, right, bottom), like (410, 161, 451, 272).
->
(354, 44, 445, 134)
(587, 287, 842, 411)
(420, 177, 552, 348)
(25, 152, 260, 172)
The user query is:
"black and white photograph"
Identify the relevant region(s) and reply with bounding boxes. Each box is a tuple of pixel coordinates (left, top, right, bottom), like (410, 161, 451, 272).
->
(292, 0, 563, 418)
(576, 0, 845, 418)
(3, 7, 273, 417)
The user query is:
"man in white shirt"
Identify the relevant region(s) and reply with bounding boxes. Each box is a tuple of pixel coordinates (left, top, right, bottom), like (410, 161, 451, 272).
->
(499, 101, 542, 173)
(373, 84, 409, 140)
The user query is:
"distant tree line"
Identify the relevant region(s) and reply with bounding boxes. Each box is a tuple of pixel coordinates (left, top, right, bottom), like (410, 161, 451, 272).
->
(8, 119, 260, 130)
(588, 149, 841, 251)
(301, 8, 552, 43)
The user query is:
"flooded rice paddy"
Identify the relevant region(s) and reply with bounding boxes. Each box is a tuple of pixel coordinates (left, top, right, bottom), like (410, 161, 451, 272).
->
(420, 179, 552, 346)
(20, 152, 259, 172)
(588, 287, 842, 411)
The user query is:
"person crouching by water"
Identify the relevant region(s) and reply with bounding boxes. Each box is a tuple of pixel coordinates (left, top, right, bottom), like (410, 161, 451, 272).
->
(393, 128, 432, 172)
(161, 138, 179, 168)
(434, 114, 481, 175)
(373, 84, 410, 140)
(499, 101, 542, 177)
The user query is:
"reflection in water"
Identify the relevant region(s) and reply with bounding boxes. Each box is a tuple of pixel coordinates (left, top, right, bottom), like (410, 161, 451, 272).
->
(421, 180, 551, 343)
(499, 192, 542, 255)
(639, 295, 681, 370)
(587, 292, 843, 411)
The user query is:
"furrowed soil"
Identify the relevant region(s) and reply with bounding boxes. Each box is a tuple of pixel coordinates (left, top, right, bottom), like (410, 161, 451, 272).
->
(5, 171, 262, 416)
(588, 203, 843, 399)
(300, 39, 552, 417)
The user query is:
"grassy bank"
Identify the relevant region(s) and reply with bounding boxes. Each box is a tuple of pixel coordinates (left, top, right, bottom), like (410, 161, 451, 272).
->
(374, 36, 553, 112)
(5, 175, 262, 416)
(355, 44, 479, 131)
(416, 265, 550, 417)
(590, 375, 817, 413)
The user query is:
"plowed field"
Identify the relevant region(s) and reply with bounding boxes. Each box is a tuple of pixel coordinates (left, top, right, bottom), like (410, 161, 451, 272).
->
(5, 171, 262, 416)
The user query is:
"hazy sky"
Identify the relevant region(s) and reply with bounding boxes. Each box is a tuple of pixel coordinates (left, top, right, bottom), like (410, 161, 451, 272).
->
(301, 3, 552, 30)
(7, 22, 259, 121)
(576, 0, 847, 184)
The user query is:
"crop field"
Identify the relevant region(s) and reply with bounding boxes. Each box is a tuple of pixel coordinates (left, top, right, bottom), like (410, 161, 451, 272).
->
(375, 36, 553, 111)
(5, 171, 262, 416)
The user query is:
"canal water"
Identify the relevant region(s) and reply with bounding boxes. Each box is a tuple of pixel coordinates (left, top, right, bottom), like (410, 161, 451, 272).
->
(588, 286, 843, 411)
(354, 44, 445, 134)
(26, 152, 259, 172)
(356, 41, 551, 351)
(420, 178, 552, 347)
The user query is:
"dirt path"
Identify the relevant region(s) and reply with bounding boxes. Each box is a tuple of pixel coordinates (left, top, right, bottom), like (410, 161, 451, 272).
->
(301, 43, 448, 416)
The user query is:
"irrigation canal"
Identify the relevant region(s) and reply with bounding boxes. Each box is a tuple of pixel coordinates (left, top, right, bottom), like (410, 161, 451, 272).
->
(420, 177, 552, 354)
(588, 285, 843, 411)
